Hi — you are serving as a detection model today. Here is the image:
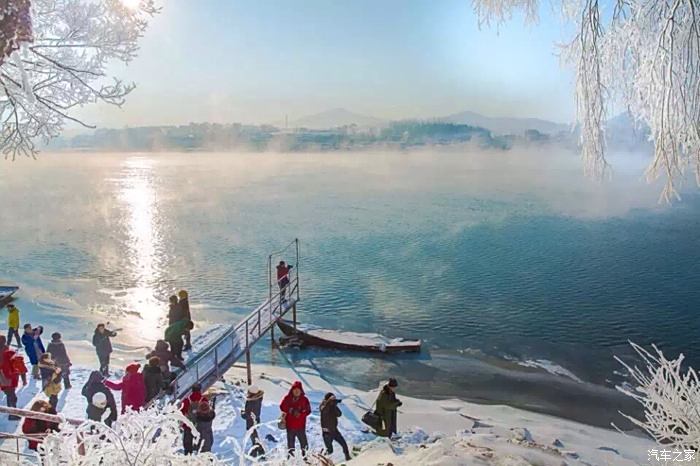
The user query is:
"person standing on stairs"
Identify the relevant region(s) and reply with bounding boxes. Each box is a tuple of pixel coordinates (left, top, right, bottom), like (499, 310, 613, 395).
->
(178, 290, 192, 351)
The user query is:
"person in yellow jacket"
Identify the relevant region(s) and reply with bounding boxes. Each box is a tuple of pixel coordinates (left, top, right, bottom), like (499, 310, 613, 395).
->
(5, 304, 21, 348)
(43, 367, 63, 411)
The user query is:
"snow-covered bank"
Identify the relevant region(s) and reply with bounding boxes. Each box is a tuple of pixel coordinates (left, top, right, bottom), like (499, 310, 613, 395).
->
(0, 322, 656, 465)
(220, 362, 654, 465)
(0, 358, 655, 465)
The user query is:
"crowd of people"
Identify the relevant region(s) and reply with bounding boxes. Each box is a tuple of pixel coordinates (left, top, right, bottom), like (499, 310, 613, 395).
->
(0, 285, 404, 459)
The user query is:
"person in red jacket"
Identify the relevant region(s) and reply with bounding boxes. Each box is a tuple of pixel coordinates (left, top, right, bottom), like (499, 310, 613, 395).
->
(104, 362, 146, 414)
(180, 383, 208, 455)
(0, 338, 21, 420)
(22, 400, 59, 451)
(280, 380, 311, 459)
(276, 261, 293, 301)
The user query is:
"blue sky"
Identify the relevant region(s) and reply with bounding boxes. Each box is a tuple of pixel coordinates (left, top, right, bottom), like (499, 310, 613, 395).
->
(78, 0, 576, 127)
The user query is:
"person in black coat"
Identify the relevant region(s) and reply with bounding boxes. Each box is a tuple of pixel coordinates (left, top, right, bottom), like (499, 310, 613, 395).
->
(92, 324, 117, 376)
(143, 356, 163, 402)
(81, 370, 117, 426)
(46, 332, 72, 388)
(320, 392, 351, 461)
(241, 385, 265, 457)
(177, 290, 192, 351)
(167, 295, 180, 326)
(195, 399, 216, 453)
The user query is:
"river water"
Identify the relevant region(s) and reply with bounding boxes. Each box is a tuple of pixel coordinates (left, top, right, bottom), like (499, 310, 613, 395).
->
(1, 151, 698, 428)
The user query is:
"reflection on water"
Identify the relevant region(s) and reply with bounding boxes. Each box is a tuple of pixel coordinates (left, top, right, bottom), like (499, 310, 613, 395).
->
(117, 157, 163, 341)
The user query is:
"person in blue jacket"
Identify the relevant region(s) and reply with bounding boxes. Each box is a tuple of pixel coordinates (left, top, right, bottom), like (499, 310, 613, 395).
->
(21, 324, 45, 380)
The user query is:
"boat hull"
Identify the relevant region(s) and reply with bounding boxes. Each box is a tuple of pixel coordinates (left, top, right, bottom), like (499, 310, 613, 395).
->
(276, 319, 421, 353)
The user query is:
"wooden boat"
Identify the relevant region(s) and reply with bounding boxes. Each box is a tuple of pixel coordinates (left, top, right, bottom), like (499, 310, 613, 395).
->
(0, 286, 19, 302)
(276, 319, 421, 353)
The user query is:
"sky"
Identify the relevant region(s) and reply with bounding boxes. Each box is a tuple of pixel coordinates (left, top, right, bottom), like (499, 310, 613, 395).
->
(75, 0, 577, 128)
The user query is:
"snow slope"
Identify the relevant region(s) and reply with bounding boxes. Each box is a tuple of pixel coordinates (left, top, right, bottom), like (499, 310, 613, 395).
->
(0, 326, 656, 465)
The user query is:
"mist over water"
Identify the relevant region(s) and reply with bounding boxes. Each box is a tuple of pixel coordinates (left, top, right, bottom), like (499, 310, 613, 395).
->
(1, 150, 698, 427)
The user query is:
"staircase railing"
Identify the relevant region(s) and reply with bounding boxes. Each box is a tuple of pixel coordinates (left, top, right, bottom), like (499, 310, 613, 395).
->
(169, 277, 299, 399)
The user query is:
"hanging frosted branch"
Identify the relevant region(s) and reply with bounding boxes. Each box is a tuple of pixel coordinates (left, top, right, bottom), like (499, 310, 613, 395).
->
(0, 0, 159, 160)
(472, 0, 700, 202)
(615, 342, 700, 451)
(573, 0, 609, 180)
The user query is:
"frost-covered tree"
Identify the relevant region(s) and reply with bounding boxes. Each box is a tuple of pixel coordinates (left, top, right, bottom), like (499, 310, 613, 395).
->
(37, 402, 333, 466)
(0, 0, 158, 159)
(616, 342, 700, 451)
(473, 0, 700, 201)
(38, 405, 224, 465)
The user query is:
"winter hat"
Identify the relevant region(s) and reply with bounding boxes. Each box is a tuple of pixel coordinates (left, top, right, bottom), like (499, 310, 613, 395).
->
(92, 392, 107, 409)
(388, 378, 398, 388)
(51, 332, 61, 341)
(248, 385, 261, 395)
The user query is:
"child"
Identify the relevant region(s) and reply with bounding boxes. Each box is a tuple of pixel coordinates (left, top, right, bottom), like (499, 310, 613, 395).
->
(47, 332, 72, 388)
(44, 367, 63, 410)
(38, 352, 57, 389)
(82, 371, 118, 426)
(10, 351, 27, 387)
(195, 398, 216, 453)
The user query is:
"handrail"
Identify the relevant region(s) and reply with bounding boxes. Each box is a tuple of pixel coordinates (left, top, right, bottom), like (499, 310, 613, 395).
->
(0, 406, 83, 426)
(166, 276, 299, 399)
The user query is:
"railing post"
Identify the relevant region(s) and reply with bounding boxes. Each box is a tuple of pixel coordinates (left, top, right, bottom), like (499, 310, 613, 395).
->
(295, 238, 300, 302)
(245, 319, 252, 385)
(293, 302, 297, 330)
(16, 436, 19, 462)
(257, 306, 261, 338)
(215, 347, 219, 379)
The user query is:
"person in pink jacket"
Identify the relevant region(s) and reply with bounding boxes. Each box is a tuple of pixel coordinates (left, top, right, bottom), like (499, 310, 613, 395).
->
(104, 362, 146, 414)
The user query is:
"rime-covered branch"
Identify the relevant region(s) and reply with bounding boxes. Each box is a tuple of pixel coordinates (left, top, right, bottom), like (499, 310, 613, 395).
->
(0, 0, 159, 160)
(473, 0, 700, 201)
(615, 343, 700, 451)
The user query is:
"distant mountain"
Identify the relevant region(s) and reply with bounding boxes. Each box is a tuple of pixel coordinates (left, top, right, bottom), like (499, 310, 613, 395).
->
(440, 110, 569, 136)
(291, 108, 386, 129)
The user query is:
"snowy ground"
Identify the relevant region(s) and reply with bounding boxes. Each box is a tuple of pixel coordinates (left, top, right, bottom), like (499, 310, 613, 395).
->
(0, 326, 656, 465)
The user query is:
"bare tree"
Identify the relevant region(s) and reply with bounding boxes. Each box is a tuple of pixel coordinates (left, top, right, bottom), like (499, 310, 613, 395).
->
(0, 0, 158, 160)
(473, 0, 700, 201)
